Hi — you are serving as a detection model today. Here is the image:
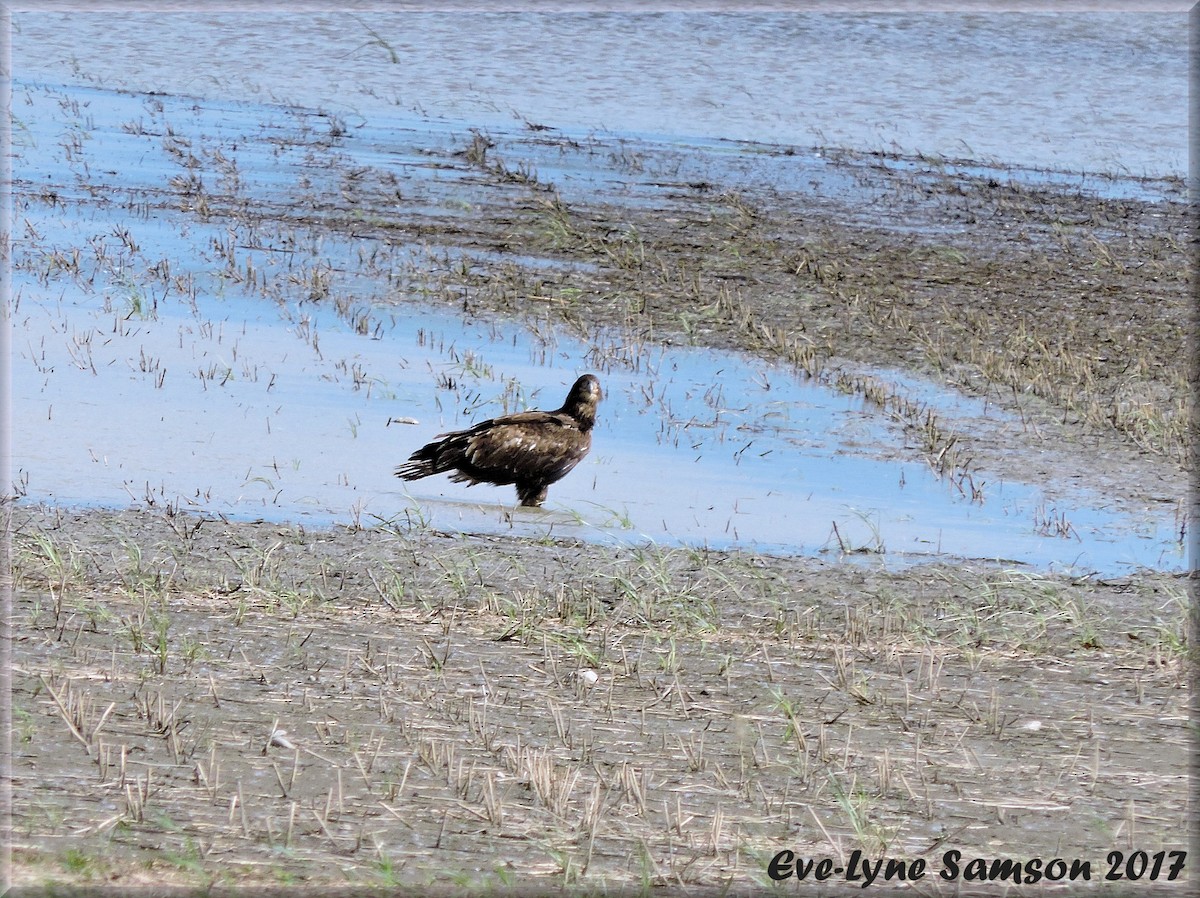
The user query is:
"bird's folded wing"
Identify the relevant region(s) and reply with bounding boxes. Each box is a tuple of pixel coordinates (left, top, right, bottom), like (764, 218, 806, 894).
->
(464, 418, 587, 480)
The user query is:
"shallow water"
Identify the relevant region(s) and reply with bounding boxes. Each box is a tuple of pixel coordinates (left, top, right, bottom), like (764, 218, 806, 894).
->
(9, 81, 1185, 576)
(12, 265, 1184, 576)
(11, 10, 1188, 179)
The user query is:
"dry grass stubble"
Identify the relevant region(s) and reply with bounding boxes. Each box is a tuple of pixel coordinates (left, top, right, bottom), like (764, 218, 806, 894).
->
(9, 505, 1191, 892)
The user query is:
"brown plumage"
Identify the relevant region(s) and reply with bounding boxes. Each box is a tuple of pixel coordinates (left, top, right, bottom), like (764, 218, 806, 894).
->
(396, 374, 602, 507)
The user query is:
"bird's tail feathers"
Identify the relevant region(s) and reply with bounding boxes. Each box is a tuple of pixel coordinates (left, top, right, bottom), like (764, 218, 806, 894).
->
(395, 458, 436, 481)
(396, 437, 463, 481)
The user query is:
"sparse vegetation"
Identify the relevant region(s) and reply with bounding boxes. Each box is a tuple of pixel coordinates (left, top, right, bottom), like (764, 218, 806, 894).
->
(7, 503, 1191, 892)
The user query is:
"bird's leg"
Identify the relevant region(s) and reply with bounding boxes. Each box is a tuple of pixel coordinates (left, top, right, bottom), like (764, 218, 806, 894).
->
(517, 483, 549, 507)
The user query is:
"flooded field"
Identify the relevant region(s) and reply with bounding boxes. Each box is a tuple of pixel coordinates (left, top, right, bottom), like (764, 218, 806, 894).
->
(9, 81, 1187, 575)
(6, 74, 1192, 895)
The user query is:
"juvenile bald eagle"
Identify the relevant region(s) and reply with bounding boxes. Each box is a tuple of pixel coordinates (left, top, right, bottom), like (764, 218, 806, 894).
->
(396, 374, 601, 507)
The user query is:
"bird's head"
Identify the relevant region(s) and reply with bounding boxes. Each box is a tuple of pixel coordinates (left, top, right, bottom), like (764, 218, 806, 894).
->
(564, 374, 602, 430)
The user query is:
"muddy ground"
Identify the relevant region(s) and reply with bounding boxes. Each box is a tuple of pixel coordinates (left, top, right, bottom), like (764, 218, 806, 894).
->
(6, 503, 1193, 896)
(6, 88, 1196, 895)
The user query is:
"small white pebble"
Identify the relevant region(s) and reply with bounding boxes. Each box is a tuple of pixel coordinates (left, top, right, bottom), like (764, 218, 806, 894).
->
(1022, 720, 1043, 732)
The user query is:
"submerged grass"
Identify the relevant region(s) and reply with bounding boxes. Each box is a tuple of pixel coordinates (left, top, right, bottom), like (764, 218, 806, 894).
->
(384, 136, 1188, 497)
(15, 84, 1187, 514)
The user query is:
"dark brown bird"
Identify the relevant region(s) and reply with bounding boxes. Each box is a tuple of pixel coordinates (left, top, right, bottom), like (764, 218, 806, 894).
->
(396, 374, 602, 507)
